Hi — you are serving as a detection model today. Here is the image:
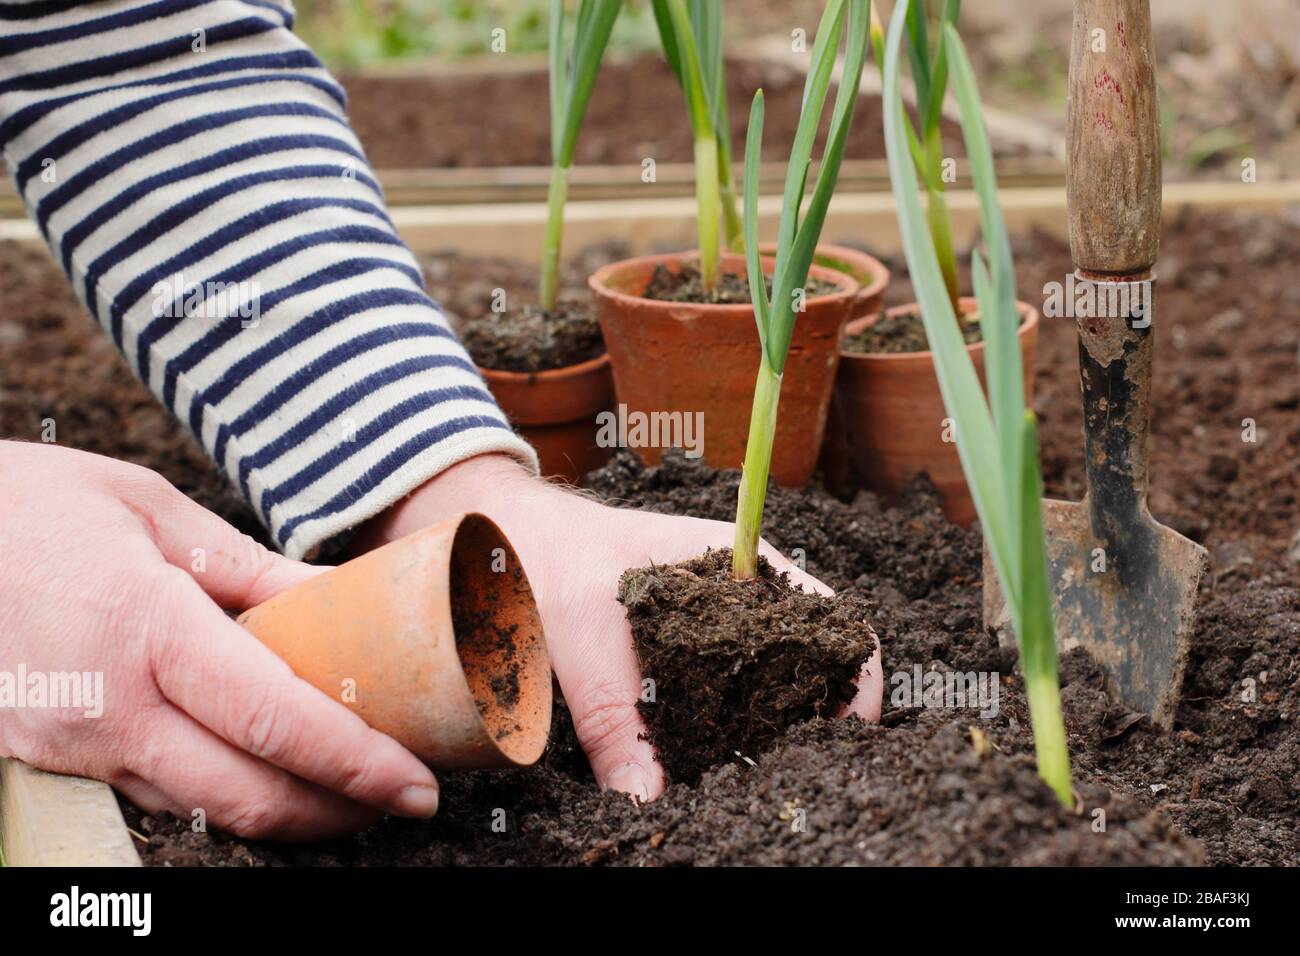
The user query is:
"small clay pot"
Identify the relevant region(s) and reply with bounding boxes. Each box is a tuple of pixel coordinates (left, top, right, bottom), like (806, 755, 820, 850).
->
(238, 514, 551, 770)
(772, 244, 889, 494)
(833, 298, 1040, 526)
(481, 353, 615, 484)
(589, 253, 859, 487)
(761, 242, 890, 321)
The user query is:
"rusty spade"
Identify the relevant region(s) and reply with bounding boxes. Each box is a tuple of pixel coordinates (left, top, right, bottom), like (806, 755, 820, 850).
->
(983, 0, 1208, 728)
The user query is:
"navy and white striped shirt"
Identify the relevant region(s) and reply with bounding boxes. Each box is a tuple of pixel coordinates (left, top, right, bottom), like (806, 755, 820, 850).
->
(0, 0, 538, 559)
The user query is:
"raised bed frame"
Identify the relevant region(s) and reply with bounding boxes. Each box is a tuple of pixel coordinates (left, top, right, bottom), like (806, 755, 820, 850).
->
(0, 758, 139, 866)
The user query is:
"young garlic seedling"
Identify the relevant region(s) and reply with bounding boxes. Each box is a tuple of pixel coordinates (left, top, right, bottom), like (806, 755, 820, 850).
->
(732, 0, 869, 580)
(871, 0, 963, 313)
(651, 0, 743, 292)
(653, 0, 744, 258)
(882, 0, 1072, 804)
(539, 0, 621, 311)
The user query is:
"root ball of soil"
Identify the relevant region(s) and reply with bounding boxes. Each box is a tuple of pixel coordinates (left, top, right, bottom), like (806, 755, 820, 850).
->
(619, 549, 876, 785)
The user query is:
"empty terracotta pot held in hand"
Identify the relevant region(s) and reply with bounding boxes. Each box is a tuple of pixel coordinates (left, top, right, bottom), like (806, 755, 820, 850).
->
(238, 513, 551, 770)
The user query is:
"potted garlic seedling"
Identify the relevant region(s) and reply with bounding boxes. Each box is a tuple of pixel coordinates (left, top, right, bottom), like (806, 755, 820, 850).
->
(651, 0, 744, 256)
(830, 0, 1039, 524)
(615, 0, 878, 786)
(239, 514, 553, 770)
(881, 0, 1071, 802)
(592, 0, 864, 485)
(653, 1, 892, 323)
(458, 0, 620, 483)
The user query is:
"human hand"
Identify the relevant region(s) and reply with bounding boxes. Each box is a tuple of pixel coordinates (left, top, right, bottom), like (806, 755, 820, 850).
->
(362, 453, 884, 803)
(0, 441, 442, 840)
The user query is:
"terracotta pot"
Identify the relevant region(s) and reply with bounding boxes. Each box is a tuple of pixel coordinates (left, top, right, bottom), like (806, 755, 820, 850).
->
(760, 242, 891, 321)
(481, 352, 615, 484)
(589, 253, 859, 487)
(237, 514, 551, 770)
(773, 244, 889, 493)
(834, 297, 1040, 526)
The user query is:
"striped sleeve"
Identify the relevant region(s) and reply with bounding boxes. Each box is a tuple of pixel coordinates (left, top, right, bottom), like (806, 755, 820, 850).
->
(0, 0, 539, 559)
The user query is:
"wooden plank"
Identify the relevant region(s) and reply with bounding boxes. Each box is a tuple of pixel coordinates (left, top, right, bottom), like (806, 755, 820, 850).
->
(388, 180, 1300, 261)
(0, 758, 140, 867)
(2, 180, 1297, 256)
(0, 157, 1068, 213)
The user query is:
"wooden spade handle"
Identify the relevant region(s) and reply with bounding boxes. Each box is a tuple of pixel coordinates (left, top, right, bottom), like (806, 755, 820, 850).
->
(1067, 0, 1161, 276)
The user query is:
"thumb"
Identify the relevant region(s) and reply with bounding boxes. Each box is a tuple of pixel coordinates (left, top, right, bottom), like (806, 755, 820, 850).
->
(116, 469, 322, 609)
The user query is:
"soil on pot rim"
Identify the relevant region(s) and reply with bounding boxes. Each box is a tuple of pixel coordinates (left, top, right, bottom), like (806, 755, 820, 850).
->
(457, 301, 603, 373)
(841, 308, 984, 354)
(640, 262, 839, 305)
(620, 548, 876, 786)
(420, 243, 627, 373)
(3, 209, 1296, 866)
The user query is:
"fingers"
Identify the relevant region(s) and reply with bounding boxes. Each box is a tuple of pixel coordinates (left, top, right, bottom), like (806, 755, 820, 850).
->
(121, 704, 380, 841)
(841, 646, 885, 722)
(541, 582, 666, 802)
(112, 465, 321, 609)
(149, 570, 440, 819)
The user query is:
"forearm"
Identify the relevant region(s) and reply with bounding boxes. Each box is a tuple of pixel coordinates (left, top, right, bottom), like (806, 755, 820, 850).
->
(0, 0, 537, 559)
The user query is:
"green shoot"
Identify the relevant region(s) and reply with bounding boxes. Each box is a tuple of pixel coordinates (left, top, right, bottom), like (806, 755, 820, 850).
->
(652, 0, 741, 289)
(881, 0, 1071, 804)
(541, 0, 621, 311)
(872, 0, 962, 312)
(732, 0, 869, 580)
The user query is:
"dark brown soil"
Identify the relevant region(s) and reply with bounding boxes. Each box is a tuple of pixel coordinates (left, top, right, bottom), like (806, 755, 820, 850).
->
(420, 242, 626, 372)
(641, 262, 838, 305)
(4, 208, 1297, 866)
(620, 549, 875, 785)
(458, 300, 603, 373)
(841, 307, 984, 354)
(342, 54, 979, 170)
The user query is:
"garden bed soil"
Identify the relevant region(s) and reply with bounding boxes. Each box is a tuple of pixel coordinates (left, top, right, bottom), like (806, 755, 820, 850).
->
(620, 549, 875, 785)
(341, 53, 979, 171)
(2, 208, 1297, 866)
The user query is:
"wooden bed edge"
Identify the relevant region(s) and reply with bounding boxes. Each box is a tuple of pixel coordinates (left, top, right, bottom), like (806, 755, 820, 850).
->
(0, 758, 141, 867)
